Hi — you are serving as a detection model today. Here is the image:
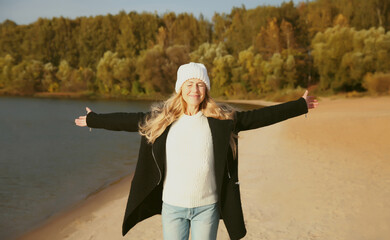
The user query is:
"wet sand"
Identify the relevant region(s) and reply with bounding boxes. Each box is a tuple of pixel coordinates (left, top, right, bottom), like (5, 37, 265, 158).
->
(17, 96, 390, 240)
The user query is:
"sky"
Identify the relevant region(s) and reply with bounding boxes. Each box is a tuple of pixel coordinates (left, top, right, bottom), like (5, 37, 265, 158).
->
(0, 0, 303, 25)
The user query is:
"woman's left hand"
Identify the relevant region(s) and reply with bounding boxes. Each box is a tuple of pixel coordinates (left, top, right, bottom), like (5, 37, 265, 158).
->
(74, 107, 92, 127)
(302, 90, 318, 110)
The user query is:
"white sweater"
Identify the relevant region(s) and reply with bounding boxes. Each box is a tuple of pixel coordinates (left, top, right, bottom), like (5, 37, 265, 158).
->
(162, 111, 217, 208)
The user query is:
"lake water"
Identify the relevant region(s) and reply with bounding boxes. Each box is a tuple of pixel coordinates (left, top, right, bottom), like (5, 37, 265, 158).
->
(0, 96, 152, 239)
(0, 96, 259, 240)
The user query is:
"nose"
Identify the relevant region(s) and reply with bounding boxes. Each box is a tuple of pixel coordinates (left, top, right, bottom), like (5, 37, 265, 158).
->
(191, 84, 200, 93)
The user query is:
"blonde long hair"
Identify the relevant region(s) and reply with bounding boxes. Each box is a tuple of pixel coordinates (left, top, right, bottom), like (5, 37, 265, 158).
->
(139, 90, 237, 158)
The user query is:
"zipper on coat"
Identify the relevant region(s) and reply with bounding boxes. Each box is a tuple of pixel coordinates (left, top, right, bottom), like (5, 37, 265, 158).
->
(226, 159, 231, 179)
(151, 146, 162, 185)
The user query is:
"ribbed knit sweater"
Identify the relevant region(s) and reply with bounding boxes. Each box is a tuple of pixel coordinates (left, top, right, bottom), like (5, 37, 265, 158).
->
(162, 111, 217, 208)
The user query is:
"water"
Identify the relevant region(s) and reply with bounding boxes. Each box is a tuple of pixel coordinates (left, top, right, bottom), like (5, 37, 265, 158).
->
(0, 96, 152, 240)
(0, 96, 260, 240)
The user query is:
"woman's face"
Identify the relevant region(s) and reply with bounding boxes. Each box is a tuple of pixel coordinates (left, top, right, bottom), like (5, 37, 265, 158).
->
(181, 78, 206, 109)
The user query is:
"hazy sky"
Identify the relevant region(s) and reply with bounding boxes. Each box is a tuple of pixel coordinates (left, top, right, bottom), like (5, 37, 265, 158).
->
(0, 0, 302, 25)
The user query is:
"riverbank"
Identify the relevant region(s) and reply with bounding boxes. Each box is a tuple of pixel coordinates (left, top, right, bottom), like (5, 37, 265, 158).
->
(0, 91, 166, 101)
(0, 87, 315, 102)
(16, 96, 390, 240)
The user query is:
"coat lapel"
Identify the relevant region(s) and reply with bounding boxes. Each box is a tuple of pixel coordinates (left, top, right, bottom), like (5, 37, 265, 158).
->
(152, 125, 171, 175)
(207, 117, 234, 196)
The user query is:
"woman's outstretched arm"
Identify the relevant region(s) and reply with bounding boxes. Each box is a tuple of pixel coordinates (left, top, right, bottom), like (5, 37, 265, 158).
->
(74, 107, 145, 132)
(235, 90, 318, 132)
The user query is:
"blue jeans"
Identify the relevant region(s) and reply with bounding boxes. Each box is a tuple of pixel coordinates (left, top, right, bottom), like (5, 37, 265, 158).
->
(162, 202, 220, 240)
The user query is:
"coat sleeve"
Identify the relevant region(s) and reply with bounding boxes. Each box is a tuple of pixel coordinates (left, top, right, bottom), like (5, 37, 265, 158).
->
(86, 111, 146, 132)
(235, 97, 308, 132)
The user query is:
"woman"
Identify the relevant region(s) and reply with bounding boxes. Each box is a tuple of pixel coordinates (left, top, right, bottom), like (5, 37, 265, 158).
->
(75, 62, 318, 240)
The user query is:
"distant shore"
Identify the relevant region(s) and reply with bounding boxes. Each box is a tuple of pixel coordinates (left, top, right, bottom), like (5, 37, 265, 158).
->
(16, 95, 390, 240)
(1, 89, 379, 103)
(0, 91, 163, 101)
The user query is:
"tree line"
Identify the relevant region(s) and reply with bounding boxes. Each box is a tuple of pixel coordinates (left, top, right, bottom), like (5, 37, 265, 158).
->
(0, 0, 389, 99)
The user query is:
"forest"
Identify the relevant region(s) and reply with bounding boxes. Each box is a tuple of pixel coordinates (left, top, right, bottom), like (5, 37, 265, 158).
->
(0, 0, 389, 100)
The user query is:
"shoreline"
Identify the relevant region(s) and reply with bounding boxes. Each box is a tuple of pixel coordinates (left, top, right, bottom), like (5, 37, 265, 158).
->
(15, 95, 390, 240)
(1, 90, 386, 107)
(0, 89, 355, 101)
(0, 91, 166, 102)
(15, 174, 134, 240)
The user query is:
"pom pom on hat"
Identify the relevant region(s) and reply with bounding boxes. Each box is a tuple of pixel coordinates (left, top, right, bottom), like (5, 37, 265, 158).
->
(175, 62, 210, 93)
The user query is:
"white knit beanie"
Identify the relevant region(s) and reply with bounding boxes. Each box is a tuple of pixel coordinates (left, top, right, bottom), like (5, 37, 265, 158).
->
(175, 62, 210, 93)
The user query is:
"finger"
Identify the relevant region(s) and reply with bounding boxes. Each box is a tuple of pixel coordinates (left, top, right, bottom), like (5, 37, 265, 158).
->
(75, 119, 87, 126)
(79, 116, 86, 119)
(86, 107, 91, 113)
(303, 90, 308, 99)
(309, 102, 319, 109)
(307, 97, 318, 104)
(75, 118, 84, 123)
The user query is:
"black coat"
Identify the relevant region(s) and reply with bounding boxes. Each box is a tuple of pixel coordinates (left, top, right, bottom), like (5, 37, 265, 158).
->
(86, 97, 308, 239)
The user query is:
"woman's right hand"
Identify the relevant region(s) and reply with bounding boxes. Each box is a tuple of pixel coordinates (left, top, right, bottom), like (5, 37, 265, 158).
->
(75, 107, 92, 127)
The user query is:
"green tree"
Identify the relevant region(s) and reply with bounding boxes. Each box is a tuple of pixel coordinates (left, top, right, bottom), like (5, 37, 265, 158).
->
(41, 62, 59, 92)
(237, 47, 267, 95)
(263, 53, 284, 90)
(162, 12, 210, 51)
(77, 16, 115, 68)
(56, 60, 75, 91)
(225, 6, 252, 54)
(211, 54, 236, 97)
(312, 26, 390, 92)
(311, 26, 354, 90)
(190, 42, 228, 74)
(0, 20, 25, 62)
(211, 13, 230, 43)
(254, 18, 282, 57)
(283, 53, 297, 88)
(162, 45, 190, 89)
(0, 54, 15, 90)
(136, 45, 166, 95)
(280, 19, 296, 50)
(11, 59, 44, 93)
(116, 11, 160, 58)
(302, 0, 337, 38)
(136, 44, 190, 95)
(96, 51, 135, 96)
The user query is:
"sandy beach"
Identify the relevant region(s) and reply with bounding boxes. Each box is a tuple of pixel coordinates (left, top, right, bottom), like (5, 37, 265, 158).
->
(17, 96, 390, 240)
